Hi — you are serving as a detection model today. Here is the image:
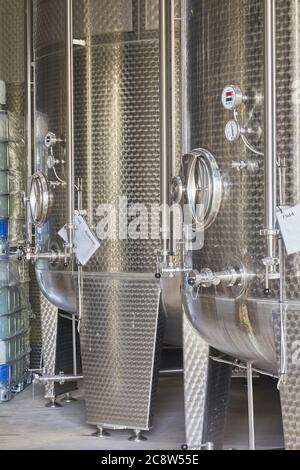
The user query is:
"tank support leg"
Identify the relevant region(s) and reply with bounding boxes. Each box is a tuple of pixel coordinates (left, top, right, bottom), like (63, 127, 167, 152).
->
(45, 397, 62, 408)
(61, 392, 77, 403)
(91, 426, 111, 438)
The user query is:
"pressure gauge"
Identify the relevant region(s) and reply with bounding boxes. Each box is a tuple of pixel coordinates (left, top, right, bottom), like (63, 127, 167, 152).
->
(45, 132, 57, 148)
(222, 85, 243, 111)
(225, 120, 241, 142)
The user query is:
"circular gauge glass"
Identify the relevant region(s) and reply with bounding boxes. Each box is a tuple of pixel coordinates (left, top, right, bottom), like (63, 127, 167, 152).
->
(29, 172, 53, 227)
(184, 149, 223, 230)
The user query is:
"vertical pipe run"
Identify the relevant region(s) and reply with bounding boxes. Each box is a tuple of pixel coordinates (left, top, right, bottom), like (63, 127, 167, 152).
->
(264, 0, 277, 269)
(181, 0, 189, 155)
(66, 0, 74, 253)
(247, 363, 256, 451)
(25, 0, 32, 178)
(160, 0, 176, 261)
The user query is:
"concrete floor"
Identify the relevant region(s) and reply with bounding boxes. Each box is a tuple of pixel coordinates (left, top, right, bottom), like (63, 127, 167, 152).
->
(0, 377, 284, 450)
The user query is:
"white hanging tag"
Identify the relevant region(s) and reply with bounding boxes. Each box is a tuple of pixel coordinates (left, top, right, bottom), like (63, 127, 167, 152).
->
(59, 214, 100, 266)
(277, 204, 300, 256)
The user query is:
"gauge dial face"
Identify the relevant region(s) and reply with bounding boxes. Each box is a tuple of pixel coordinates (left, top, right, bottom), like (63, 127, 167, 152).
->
(225, 120, 241, 142)
(222, 85, 243, 110)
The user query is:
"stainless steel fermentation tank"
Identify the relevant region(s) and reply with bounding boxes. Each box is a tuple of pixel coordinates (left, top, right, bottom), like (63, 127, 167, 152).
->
(179, 0, 300, 450)
(32, 0, 182, 343)
(29, 0, 300, 448)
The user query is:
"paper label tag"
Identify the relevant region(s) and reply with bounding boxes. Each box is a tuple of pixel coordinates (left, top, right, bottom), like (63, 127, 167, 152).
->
(277, 204, 300, 256)
(59, 214, 100, 266)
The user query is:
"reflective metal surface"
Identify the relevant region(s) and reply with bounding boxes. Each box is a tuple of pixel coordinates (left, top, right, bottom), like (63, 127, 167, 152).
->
(273, 308, 300, 450)
(161, 274, 182, 346)
(32, 0, 182, 433)
(77, 273, 163, 431)
(35, 261, 77, 314)
(39, 294, 79, 399)
(184, 293, 278, 374)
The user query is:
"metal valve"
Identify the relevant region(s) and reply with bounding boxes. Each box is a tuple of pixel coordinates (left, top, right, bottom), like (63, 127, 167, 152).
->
(188, 266, 243, 289)
(231, 160, 259, 173)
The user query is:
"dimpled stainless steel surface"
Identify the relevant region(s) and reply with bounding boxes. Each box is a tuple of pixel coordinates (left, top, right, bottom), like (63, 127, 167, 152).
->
(87, 40, 160, 273)
(88, 0, 133, 35)
(145, 0, 159, 31)
(40, 295, 59, 398)
(8, 110, 26, 246)
(33, 0, 182, 270)
(183, 313, 210, 450)
(277, 1, 300, 302)
(0, 0, 24, 84)
(33, 0, 171, 269)
(33, 0, 182, 308)
(183, 0, 300, 448)
(29, 265, 43, 369)
(0, 0, 26, 247)
(186, 0, 265, 301)
(33, 0, 182, 428)
(183, 313, 231, 450)
(79, 274, 161, 430)
(202, 355, 232, 450)
(184, 0, 300, 362)
(34, 49, 68, 248)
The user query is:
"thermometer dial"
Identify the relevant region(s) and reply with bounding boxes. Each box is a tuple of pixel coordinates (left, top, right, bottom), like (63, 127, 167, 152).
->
(225, 120, 241, 142)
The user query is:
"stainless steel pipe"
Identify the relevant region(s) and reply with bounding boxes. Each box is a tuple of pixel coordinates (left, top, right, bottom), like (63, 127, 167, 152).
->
(264, 0, 278, 272)
(160, 0, 176, 260)
(33, 374, 83, 385)
(65, 0, 75, 253)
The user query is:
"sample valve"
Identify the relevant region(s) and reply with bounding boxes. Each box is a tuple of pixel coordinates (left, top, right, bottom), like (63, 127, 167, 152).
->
(231, 160, 259, 173)
(221, 85, 245, 111)
(45, 132, 63, 149)
(188, 266, 243, 289)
